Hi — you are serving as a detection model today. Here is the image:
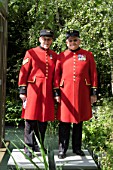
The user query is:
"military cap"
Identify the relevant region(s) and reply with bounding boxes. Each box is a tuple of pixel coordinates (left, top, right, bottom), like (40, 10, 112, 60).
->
(40, 29, 54, 37)
(66, 30, 80, 39)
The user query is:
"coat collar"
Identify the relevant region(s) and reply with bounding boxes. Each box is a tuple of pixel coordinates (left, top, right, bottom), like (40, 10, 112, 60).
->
(68, 47, 80, 52)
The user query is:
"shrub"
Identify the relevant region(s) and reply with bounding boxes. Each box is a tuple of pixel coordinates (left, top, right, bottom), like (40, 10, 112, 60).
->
(83, 97, 113, 169)
(5, 97, 24, 127)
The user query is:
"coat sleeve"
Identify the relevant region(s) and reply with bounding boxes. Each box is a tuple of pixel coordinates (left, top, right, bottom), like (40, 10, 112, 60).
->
(89, 52, 98, 95)
(18, 50, 32, 94)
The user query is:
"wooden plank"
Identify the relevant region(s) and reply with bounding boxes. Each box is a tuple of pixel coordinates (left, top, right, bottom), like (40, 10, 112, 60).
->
(7, 149, 49, 170)
(54, 149, 98, 170)
(0, 141, 9, 163)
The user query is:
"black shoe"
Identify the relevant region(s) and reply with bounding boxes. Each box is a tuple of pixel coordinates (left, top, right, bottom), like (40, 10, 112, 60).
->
(25, 151, 32, 159)
(24, 147, 33, 159)
(34, 145, 40, 152)
(34, 146, 47, 154)
(58, 151, 66, 159)
(73, 149, 85, 156)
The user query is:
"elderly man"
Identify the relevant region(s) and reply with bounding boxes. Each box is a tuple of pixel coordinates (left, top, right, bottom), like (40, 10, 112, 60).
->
(54, 30, 98, 159)
(18, 29, 57, 158)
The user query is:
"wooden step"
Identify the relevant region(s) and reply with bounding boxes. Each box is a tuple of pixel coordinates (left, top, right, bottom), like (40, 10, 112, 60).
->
(54, 149, 98, 170)
(7, 149, 49, 170)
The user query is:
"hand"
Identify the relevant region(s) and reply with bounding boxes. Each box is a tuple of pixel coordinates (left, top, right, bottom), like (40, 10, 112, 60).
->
(19, 94, 27, 102)
(91, 95, 97, 104)
(54, 96, 60, 103)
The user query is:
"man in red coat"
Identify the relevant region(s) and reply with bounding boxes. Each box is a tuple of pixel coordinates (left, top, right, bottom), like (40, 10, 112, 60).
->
(54, 30, 98, 159)
(18, 29, 57, 158)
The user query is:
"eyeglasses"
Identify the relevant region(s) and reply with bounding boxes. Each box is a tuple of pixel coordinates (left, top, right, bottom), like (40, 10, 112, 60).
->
(68, 39, 78, 42)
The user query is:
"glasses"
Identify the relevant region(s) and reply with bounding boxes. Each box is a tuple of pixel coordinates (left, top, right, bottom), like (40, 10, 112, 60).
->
(68, 39, 78, 42)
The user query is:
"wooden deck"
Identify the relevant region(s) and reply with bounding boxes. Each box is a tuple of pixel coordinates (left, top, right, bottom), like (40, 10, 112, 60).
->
(7, 149, 98, 170)
(54, 149, 98, 170)
(7, 149, 48, 169)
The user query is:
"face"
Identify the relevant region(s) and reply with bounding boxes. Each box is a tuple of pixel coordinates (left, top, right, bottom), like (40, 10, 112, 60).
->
(39, 36, 53, 49)
(66, 36, 81, 50)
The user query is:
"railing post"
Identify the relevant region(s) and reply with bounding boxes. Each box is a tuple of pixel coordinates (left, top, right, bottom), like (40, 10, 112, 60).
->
(0, 0, 8, 147)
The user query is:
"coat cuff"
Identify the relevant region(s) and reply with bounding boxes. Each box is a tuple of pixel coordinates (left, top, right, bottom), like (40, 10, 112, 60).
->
(19, 86, 27, 94)
(91, 87, 98, 96)
(53, 88, 60, 97)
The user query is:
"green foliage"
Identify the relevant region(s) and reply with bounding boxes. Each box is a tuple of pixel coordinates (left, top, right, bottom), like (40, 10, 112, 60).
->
(5, 97, 23, 127)
(83, 97, 113, 169)
(7, 0, 113, 101)
(47, 120, 59, 134)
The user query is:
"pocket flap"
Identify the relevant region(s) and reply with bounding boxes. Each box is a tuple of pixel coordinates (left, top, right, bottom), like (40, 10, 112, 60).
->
(27, 76, 36, 83)
(85, 78, 91, 85)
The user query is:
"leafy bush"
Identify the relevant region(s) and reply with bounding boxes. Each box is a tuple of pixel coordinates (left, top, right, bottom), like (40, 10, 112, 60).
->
(5, 97, 24, 127)
(83, 97, 113, 169)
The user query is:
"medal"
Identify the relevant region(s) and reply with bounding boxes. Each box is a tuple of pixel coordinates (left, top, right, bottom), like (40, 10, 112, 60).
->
(78, 54, 86, 61)
(50, 54, 53, 59)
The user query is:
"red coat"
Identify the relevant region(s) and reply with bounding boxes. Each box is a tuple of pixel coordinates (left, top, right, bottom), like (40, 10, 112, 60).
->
(18, 46, 57, 121)
(54, 48, 98, 123)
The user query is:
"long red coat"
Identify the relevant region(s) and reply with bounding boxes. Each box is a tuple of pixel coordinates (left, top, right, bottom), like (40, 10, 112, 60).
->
(18, 46, 57, 121)
(54, 48, 98, 123)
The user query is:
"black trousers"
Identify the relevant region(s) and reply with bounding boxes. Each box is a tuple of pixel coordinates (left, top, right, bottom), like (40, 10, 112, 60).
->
(59, 121, 83, 153)
(24, 120, 47, 152)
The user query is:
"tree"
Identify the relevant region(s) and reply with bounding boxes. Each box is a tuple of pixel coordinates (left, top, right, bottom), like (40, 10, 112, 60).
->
(7, 0, 113, 104)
